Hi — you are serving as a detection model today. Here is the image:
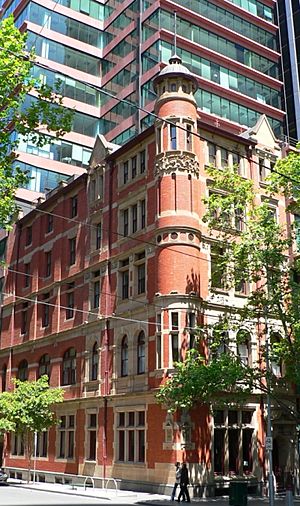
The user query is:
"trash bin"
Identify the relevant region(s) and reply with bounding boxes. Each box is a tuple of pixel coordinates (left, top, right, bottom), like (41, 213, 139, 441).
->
(229, 481, 248, 506)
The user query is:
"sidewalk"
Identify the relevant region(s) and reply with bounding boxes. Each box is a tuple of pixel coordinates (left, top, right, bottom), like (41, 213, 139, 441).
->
(6, 479, 300, 505)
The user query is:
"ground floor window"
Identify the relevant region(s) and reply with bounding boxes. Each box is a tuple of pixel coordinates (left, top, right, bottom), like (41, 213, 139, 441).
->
(11, 433, 24, 456)
(214, 409, 254, 476)
(36, 431, 48, 458)
(116, 410, 145, 463)
(86, 413, 97, 461)
(57, 414, 75, 459)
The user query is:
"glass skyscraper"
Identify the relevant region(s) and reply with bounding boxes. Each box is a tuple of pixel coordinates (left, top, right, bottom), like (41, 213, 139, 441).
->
(1, 0, 285, 194)
(278, 0, 300, 140)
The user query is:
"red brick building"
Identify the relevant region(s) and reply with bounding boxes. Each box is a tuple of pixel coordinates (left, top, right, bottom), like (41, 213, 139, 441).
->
(0, 57, 297, 496)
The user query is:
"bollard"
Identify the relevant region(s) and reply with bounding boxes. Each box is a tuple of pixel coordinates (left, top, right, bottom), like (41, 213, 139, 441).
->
(285, 490, 294, 506)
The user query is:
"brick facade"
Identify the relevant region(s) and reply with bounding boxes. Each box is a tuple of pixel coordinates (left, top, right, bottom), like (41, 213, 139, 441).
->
(0, 57, 297, 496)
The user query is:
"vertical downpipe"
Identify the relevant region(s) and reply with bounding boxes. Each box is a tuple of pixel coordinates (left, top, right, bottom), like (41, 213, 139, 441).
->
(103, 162, 114, 479)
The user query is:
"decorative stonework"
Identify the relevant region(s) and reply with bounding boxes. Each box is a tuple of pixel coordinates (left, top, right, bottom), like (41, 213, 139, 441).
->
(155, 152, 200, 177)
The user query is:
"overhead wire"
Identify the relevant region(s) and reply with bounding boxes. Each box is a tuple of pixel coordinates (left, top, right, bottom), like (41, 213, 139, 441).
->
(1, 289, 283, 334)
(0, 30, 298, 347)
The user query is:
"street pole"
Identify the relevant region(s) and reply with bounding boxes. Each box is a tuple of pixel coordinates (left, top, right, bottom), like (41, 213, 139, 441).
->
(264, 310, 275, 506)
(32, 431, 37, 484)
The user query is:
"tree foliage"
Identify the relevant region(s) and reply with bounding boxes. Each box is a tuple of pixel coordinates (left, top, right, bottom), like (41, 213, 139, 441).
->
(0, 376, 64, 478)
(0, 16, 73, 228)
(157, 146, 300, 412)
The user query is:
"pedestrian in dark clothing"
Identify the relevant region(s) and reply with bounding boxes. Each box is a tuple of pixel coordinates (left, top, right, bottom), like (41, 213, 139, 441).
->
(171, 462, 181, 501)
(177, 462, 190, 502)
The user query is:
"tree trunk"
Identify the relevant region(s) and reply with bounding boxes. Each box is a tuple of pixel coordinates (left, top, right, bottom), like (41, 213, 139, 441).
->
(24, 431, 33, 483)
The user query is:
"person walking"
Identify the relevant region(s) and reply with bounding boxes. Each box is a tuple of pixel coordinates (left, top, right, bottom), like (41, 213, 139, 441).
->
(171, 462, 181, 501)
(177, 462, 190, 503)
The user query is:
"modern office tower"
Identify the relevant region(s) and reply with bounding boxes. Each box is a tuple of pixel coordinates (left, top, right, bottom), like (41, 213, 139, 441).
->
(278, 0, 300, 140)
(1, 0, 285, 195)
(102, 0, 285, 144)
(0, 0, 105, 196)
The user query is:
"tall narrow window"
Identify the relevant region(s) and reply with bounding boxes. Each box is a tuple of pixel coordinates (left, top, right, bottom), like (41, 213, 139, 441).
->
(120, 258, 129, 300)
(123, 209, 129, 237)
(156, 313, 162, 369)
(137, 331, 145, 374)
(131, 156, 137, 179)
(62, 348, 76, 385)
(90, 342, 98, 381)
(135, 251, 146, 295)
(46, 214, 53, 233)
(39, 354, 51, 379)
(170, 125, 177, 150)
(71, 196, 78, 218)
(36, 431, 48, 458)
(220, 148, 228, 168)
(237, 330, 251, 366)
(96, 222, 102, 249)
(259, 158, 267, 181)
(140, 150, 146, 173)
(187, 312, 196, 349)
(87, 413, 97, 461)
(121, 335, 128, 377)
(186, 124, 192, 150)
(132, 204, 138, 233)
(21, 302, 28, 334)
(232, 153, 241, 174)
(93, 274, 100, 309)
(69, 237, 76, 265)
(2, 364, 7, 392)
(235, 207, 244, 232)
(208, 143, 217, 167)
(137, 264, 145, 294)
(45, 251, 51, 277)
(171, 312, 179, 363)
(66, 289, 75, 319)
(123, 161, 129, 184)
(18, 359, 28, 381)
(294, 215, 300, 251)
(42, 292, 50, 327)
(141, 199, 146, 229)
(211, 244, 225, 289)
(26, 225, 32, 246)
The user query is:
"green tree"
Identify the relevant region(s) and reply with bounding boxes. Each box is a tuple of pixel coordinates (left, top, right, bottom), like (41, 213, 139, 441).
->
(157, 147, 300, 412)
(0, 16, 73, 229)
(0, 376, 64, 480)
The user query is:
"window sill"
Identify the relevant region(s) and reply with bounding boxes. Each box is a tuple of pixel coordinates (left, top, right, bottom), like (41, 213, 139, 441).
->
(115, 461, 146, 466)
(210, 288, 229, 295)
(234, 292, 249, 298)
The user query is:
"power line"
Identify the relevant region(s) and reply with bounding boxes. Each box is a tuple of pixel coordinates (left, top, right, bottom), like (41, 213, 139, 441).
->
(1, 290, 284, 333)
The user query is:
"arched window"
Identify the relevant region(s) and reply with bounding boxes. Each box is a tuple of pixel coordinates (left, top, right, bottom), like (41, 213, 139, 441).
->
(237, 330, 251, 366)
(90, 342, 98, 381)
(121, 335, 128, 377)
(270, 333, 282, 377)
(2, 364, 7, 392)
(137, 331, 145, 374)
(62, 348, 76, 385)
(39, 354, 51, 379)
(18, 359, 28, 381)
